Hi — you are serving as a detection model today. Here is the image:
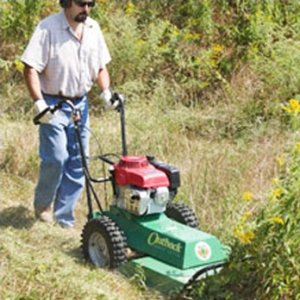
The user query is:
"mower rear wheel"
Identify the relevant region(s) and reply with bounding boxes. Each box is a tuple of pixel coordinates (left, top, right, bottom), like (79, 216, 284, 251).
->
(81, 216, 127, 268)
(166, 202, 199, 228)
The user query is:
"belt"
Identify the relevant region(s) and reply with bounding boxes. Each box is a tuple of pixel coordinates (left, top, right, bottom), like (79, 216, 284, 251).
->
(43, 93, 85, 101)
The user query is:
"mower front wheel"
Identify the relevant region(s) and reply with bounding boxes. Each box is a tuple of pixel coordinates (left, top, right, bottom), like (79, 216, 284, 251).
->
(166, 202, 199, 228)
(81, 216, 127, 268)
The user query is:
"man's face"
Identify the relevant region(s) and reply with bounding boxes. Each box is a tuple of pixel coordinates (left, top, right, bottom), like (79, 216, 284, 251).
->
(70, 0, 95, 23)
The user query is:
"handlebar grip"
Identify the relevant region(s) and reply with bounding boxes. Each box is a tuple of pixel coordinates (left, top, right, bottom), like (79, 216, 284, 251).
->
(111, 93, 125, 112)
(33, 107, 51, 125)
(33, 103, 61, 125)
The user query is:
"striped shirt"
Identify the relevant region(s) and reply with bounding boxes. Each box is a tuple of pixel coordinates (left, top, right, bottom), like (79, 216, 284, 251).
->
(21, 10, 111, 98)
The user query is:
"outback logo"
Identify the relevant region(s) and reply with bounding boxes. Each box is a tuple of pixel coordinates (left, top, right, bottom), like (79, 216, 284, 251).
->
(195, 242, 212, 261)
(147, 232, 182, 253)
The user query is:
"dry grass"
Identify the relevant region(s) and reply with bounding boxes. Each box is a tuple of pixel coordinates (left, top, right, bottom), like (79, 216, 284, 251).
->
(0, 114, 165, 299)
(0, 96, 288, 299)
(0, 173, 165, 300)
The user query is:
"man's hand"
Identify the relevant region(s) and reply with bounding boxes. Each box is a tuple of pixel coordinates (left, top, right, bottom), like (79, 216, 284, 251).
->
(100, 89, 114, 109)
(100, 89, 125, 110)
(34, 99, 55, 124)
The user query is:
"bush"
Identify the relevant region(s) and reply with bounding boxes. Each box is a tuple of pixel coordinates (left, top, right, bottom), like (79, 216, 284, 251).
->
(192, 134, 300, 299)
(0, 0, 54, 52)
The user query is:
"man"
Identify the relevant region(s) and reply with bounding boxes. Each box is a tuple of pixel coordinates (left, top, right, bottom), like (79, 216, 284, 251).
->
(21, 0, 115, 228)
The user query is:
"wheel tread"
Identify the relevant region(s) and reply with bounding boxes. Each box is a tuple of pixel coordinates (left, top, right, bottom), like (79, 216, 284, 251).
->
(81, 215, 127, 268)
(166, 202, 199, 228)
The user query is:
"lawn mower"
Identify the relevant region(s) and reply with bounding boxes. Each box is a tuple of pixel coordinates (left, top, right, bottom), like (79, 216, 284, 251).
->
(34, 95, 230, 296)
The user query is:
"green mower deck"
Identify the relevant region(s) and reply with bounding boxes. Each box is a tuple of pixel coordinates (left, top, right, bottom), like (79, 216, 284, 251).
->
(104, 207, 229, 292)
(119, 255, 225, 294)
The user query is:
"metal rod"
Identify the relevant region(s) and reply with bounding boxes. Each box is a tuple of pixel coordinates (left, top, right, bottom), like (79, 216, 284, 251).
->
(119, 102, 128, 156)
(73, 112, 102, 215)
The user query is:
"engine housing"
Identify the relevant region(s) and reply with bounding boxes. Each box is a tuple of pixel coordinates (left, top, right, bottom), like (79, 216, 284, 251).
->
(114, 185, 169, 215)
(113, 156, 179, 216)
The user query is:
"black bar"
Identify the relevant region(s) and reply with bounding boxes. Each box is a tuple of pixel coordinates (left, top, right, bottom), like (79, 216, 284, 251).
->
(119, 102, 128, 156)
(89, 176, 111, 183)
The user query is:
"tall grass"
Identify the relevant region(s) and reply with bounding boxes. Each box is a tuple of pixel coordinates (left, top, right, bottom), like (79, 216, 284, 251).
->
(0, 100, 287, 299)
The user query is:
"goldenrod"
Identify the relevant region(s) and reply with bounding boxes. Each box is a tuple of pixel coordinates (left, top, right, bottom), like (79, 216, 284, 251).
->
(271, 216, 284, 225)
(271, 187, 284, 200)
(234, 227, 255, 244)
(276, 154, 285, 167)
(242, 191, 253, 202)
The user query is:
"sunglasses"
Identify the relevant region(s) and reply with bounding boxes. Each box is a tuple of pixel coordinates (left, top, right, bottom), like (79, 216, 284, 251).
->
(73, 0, 95, 8)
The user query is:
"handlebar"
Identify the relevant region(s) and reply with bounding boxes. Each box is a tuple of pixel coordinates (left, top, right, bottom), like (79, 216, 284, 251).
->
(32, 93, 127, 157)
(33, 100, 76, 125)
(33, 94, 124, 125)
(110, 92, 125, 112)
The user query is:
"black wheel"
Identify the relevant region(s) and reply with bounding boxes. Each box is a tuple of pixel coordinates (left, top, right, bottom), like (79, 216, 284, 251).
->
(81, 215, 127, 268)
(165, 202, 199, 228)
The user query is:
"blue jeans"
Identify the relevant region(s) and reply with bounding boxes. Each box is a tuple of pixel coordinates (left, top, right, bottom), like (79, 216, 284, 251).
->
(34, 94, 89, 227)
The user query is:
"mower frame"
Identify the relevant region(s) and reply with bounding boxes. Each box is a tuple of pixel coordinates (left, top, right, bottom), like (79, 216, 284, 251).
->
(33, 97, 230, 295)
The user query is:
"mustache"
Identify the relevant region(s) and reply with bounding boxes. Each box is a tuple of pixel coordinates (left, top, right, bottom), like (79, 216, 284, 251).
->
(74, 11, 88, 22)
(78, 12, 88, 17)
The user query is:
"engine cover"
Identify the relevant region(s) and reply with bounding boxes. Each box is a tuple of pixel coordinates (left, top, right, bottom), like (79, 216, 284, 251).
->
(114, 156, 169, 188)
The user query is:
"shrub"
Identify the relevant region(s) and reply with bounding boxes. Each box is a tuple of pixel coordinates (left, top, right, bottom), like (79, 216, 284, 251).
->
(192, 134, 300, 299)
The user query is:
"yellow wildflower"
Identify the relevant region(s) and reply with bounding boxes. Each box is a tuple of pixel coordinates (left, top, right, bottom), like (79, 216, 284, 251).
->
(212, 44, 224, 53)
(271, 177, 280, 185)
(170, 26, 180, 38)
(271, 187, 284, 200)
(276, 154, 285, 167)
(234, 227, 255, 244)
(241, 211, 253, 222)
(242, 191, 253, 202)
(242, 211, 253, 219)
(282, 98, 300, 114)
(183, 33, 195, 40)
(182, 32, 201, 41)
(271, 216, 284, 225)
(248, 44, 258, 56)
(125, 1, 135, 15)
(14, 59, 24, 73)
(289, 99, 300, 112)
(295, 142, 300, 153)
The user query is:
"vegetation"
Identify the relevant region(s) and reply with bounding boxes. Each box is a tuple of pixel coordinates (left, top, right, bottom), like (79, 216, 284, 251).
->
(1, 0, 300, 299)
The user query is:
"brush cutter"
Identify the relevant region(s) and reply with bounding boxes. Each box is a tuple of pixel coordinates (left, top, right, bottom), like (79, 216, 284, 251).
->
(34, 95, 230, 296)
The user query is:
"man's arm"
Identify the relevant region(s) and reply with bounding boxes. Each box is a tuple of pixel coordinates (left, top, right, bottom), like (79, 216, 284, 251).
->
(24, 64, 54, 123)
(23, 65, 43, 102)
(96, 67, 110, 91)
(97, 67, 116, 108)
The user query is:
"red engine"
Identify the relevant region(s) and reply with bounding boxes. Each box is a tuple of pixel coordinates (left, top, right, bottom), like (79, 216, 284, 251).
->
(112, 156, 180, 215)
(114, 156, 169, 188)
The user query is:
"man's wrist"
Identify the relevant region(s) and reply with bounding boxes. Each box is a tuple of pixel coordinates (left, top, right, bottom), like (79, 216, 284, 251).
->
(100, 89, 112, 104)
(34, 99, 48, 113)
(101, 88, 111, 96)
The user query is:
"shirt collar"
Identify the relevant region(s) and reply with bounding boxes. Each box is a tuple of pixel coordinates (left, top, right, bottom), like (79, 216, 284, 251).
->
(59, 10, 94, 30)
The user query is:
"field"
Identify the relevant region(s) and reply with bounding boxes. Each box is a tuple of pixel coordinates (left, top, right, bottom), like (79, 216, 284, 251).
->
(1, 1, 300, 299)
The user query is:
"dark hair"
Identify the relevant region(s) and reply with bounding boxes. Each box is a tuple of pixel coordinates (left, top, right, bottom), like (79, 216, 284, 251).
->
(59, 0, 72, 8)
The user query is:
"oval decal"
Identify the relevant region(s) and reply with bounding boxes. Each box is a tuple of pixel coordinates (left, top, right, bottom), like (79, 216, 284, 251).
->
(195, 242, 212, 261)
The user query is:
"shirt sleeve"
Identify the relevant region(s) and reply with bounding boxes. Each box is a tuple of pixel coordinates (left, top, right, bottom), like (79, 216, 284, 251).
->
(21, 21, 50, 73)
